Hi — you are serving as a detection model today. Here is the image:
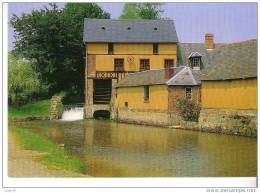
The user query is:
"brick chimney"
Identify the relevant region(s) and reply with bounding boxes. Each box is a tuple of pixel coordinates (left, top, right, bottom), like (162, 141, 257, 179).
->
(205, 33, 214, 49)
(164, 67, 174, 79)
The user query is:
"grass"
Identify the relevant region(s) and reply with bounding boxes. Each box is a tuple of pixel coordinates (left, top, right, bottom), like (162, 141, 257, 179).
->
(9, 99, 51, 118)
(11, 127, 86, 173)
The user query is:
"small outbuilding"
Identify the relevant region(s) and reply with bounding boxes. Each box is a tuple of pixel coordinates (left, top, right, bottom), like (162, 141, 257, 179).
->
(113, 66, 201, 126)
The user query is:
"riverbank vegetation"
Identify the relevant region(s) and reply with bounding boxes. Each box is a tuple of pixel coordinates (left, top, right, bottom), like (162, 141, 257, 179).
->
(9, 98, 64, 119)
(11, 127, 86, 173)
(9, 99, 50, 118)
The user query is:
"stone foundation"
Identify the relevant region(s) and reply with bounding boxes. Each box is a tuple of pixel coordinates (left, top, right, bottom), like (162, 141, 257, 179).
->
(85, 104, 110, 118)
(114, 108, 187, 127)
(199, 108, 257, 137)
(115, 108, 170, 126)
(114, 107, 257, 137)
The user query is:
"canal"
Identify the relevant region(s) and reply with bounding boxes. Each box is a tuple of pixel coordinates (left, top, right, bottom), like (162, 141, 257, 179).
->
(10, 119, 257, 177)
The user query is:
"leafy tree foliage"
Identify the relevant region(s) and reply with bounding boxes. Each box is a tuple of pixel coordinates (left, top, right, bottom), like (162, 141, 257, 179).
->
(119, 3, 164, 19)
(137, 3, 164, 19)
(11, 3, 110, 103)
(8, 52, 40, 106)
(119, 3, 141, 19)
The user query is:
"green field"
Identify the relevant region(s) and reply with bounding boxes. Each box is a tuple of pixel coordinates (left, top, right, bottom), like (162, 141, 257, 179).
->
(9, 100, 51, 118)
(11, 127, 86, 173)
(9, 99, 64, 119)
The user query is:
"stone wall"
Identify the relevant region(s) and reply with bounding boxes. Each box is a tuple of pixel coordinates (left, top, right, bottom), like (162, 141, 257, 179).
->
(85, 104, 111, 118)
(115, 108, 198, 129)
(199, 108, 257, 137)
(114, 107, 257, 137)
(115, 108, 169, 126)
(49, 96, 63, 120)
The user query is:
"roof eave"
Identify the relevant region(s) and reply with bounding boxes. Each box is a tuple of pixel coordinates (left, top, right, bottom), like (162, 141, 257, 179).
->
(84, 40, 179, 43)
(200, 76, 257, 81)
(114, 83, 167, 88)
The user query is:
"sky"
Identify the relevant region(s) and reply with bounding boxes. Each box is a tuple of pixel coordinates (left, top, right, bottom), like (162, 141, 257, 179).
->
(8, 2, 257, 50)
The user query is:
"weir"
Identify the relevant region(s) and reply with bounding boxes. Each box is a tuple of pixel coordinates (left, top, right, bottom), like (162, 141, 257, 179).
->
(61, 104, 84, 121)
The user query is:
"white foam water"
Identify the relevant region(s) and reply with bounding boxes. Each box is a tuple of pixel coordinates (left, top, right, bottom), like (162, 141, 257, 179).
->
(61, 107, 84, 121)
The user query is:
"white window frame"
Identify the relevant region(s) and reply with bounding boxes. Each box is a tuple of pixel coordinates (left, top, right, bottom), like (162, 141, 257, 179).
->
(191, 57, 200, 67)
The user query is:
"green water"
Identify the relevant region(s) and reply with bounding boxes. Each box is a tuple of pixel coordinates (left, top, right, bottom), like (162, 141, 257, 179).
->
(10, 119, 257, 177)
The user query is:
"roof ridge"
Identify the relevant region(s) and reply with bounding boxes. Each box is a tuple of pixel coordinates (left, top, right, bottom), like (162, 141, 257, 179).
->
(166, 66, 187, 85)
(178, 39, 257, 46)
(216, 39, 257, 49)
(188, 68, 197, 85)
(84, 18, 174, 22)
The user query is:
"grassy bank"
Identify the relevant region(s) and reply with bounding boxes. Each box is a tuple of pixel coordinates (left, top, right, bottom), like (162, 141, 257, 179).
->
(11, 127, 86, 173)
(9, 100, 51, 118)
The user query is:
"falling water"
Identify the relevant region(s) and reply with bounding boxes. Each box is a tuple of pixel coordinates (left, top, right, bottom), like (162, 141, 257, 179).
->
(61, 107, 84, 121)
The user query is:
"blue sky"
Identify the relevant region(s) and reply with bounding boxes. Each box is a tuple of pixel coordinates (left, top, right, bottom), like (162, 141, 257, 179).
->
(8, 2, 257, 50)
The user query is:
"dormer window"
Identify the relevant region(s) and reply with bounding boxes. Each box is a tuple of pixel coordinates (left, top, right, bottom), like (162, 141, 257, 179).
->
(191, 57, 200, 67)
(188, 52, 202, 70)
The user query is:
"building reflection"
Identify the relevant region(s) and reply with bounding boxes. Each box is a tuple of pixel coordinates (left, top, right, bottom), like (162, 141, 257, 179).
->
(64, 124, 86, 155)
(82, 120, 201, 176)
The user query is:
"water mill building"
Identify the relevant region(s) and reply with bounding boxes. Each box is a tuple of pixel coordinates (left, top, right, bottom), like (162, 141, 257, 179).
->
(83, 19, 257, 136)
(83, 19, 178, 118)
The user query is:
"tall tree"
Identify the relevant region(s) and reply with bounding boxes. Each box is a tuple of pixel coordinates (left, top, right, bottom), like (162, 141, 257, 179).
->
(136, 3, 164, 19)
(119, 3, 140, 19)
(11, 3, 110, 102)
(8, 52, 40, 106)
(119, 3, 164, 19)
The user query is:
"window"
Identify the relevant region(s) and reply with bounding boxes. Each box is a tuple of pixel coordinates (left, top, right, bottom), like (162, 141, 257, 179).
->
(114, 59, 124, 71)
(190, 57, 201, 68)
(153, 43, 158, 55)
(108, 43, 113, 55)
(144, 86, 149, 101)
(124, 102, 128, 108)
(164, 59, 174, 69)
(185, 87, 192, 100)
(140, 59, 150, 71)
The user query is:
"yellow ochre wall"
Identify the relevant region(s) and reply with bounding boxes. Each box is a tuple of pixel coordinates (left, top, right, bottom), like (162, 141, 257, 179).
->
(87, 43, 108, 54)
(87, 43, 177, 71)
(201, 78, 257, 109)
(115, 85, 168, 110)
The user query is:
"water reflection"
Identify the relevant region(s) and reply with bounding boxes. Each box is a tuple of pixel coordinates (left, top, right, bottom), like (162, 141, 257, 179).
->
(64, 124, 85, 155)
(10, 119, 257, 177)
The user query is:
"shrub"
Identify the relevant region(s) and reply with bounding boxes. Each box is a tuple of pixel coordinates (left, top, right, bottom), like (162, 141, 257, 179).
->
(176, 97, 201, 122)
